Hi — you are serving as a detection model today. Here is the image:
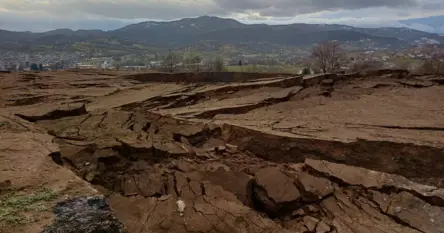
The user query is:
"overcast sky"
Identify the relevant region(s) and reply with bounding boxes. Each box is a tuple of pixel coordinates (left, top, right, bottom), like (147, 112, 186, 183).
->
(0, 0, 443, 32)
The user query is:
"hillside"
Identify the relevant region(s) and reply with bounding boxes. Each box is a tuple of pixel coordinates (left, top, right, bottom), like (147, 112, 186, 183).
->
(0, 16, 443, 53)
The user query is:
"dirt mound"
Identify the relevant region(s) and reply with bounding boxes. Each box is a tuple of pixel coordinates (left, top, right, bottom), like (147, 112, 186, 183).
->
(1, 70, 444, 233)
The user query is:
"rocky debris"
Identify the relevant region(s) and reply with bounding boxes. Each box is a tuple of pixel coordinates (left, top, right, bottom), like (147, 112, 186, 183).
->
(120, 75, 303, 112)
(315, 221, 331, 233)
(221, 124, 444, 187)
(253, 167, 301, 216)
(373, 191, 444, 233)
(320, 189, 422, 233)
(295, 171, 335, 201)
(204, 168, 253, 206)
(225, 143, 238, 153)
(7, 95, 50, 107)
(108, 176, 291, 233)
(305, 158, 444, 202)
(11, 105, 444, 233)
(41, 196, 125, 233)
(192, 87, 302, 119)
(302, 216, 320, 232)
(125, 72, 298, 84)
(303, 73, 338, 87)
(397, 79, 435, 88)
(215, 145, 226, 153)
(303, 158, 444, 233)
(430, 77, 444, 85)
(360, 69, 410, 78)
(321, 79, 334, 86)
(26, 108, 444, 233)
(3, 71, 444, 233)
(16, 103, 87, 122)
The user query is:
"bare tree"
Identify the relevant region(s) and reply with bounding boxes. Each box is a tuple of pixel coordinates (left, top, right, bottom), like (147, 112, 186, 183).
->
(161, 49, 179, 73)
(416, 47, 444, 74)
(113, 56, 121, 71)
(213, 56, 225, 72)
(350, 60, 384, 72)
(185, 54, 202, 72)
(192, 55, 202, 72)
(418, 58, 444, 74)
(311, 41, 344, 73)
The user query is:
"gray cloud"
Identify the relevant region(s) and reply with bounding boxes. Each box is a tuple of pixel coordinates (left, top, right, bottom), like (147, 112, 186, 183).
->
(215, 0, 417, 16)
(0, 10, 131, 32)
(0, 0, 221, 19)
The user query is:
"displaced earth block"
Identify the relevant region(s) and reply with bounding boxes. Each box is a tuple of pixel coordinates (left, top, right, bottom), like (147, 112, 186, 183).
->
(1, 70, 444, 233)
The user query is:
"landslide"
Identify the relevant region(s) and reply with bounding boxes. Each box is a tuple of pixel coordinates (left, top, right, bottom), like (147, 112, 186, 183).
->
(26, 108, 444, 233)
(3, 70, 444, 233)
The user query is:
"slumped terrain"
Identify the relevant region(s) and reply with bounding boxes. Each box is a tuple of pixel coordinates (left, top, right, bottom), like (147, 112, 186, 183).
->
(1, 70, 444, 233)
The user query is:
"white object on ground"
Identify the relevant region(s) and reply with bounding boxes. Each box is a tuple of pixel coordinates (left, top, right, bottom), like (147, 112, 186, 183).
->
(176, 199, 186, 216)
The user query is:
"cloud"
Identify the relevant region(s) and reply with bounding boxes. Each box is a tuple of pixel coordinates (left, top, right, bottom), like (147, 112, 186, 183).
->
(0, 10, 132, 32)
(0, 0, 220, 19)
(214, 0, 417, 17)
(0, 0, 443, 31)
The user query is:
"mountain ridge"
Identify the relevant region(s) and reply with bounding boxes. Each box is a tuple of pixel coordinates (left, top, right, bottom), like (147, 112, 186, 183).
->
(400, 15, 444, 34)
(0, 16, 443, 51)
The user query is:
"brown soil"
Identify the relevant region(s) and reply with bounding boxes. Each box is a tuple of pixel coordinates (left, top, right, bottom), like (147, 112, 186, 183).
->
(1, 70, 444, 233)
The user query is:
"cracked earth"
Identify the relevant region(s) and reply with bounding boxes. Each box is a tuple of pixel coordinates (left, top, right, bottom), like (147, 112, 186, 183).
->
(1, 70, 444, 233)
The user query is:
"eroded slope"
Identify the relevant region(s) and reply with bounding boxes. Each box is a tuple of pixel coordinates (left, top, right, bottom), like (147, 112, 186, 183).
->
(1, 70, 444, 233)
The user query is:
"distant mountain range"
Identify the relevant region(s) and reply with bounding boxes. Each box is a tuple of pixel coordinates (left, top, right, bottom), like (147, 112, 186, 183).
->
(400, 15, 444, 34)
(1, 16, 443, 52)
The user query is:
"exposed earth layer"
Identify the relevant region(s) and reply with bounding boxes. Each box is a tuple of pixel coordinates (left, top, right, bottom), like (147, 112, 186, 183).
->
(1, 70, 444, 233)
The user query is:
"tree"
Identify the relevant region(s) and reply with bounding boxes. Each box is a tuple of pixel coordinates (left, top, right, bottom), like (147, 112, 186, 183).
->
(113, 57, 121, 71)
(301, 67, 311, 75)
(161, 49, 179, 73)
(184, 53, 202, 72)
(213, 56, 225, 72)
(192, 55, 202, 72)
(311, 41, 344, 73)
(418, 58, 444, 75)
(30, 63, 39, 71)
(416, 47, 444, 74)
(350, 60, 384, 72)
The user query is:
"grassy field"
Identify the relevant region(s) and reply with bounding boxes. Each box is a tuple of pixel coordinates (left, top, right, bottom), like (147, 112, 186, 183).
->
(0, 188, 59, 226)
(226, 65, 302, 74)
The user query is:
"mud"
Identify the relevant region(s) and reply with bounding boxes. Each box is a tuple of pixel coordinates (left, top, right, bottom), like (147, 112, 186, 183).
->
(1, 70, 444, 233)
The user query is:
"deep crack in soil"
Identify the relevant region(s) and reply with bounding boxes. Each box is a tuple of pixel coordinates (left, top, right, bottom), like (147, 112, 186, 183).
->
(1, 70, 444, 233)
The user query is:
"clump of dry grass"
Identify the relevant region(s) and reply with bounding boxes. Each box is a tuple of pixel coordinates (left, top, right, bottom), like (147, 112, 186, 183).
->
(0, 188, 59, 225)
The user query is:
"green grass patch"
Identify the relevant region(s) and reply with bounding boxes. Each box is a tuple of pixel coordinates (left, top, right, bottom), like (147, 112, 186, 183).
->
(0, 188, 59, 226)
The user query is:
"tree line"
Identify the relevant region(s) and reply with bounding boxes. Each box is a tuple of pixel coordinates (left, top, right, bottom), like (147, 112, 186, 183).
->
(134, 42, 444, 75)
(160, 49, 226, 73)
(159, 42, 347, 74)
